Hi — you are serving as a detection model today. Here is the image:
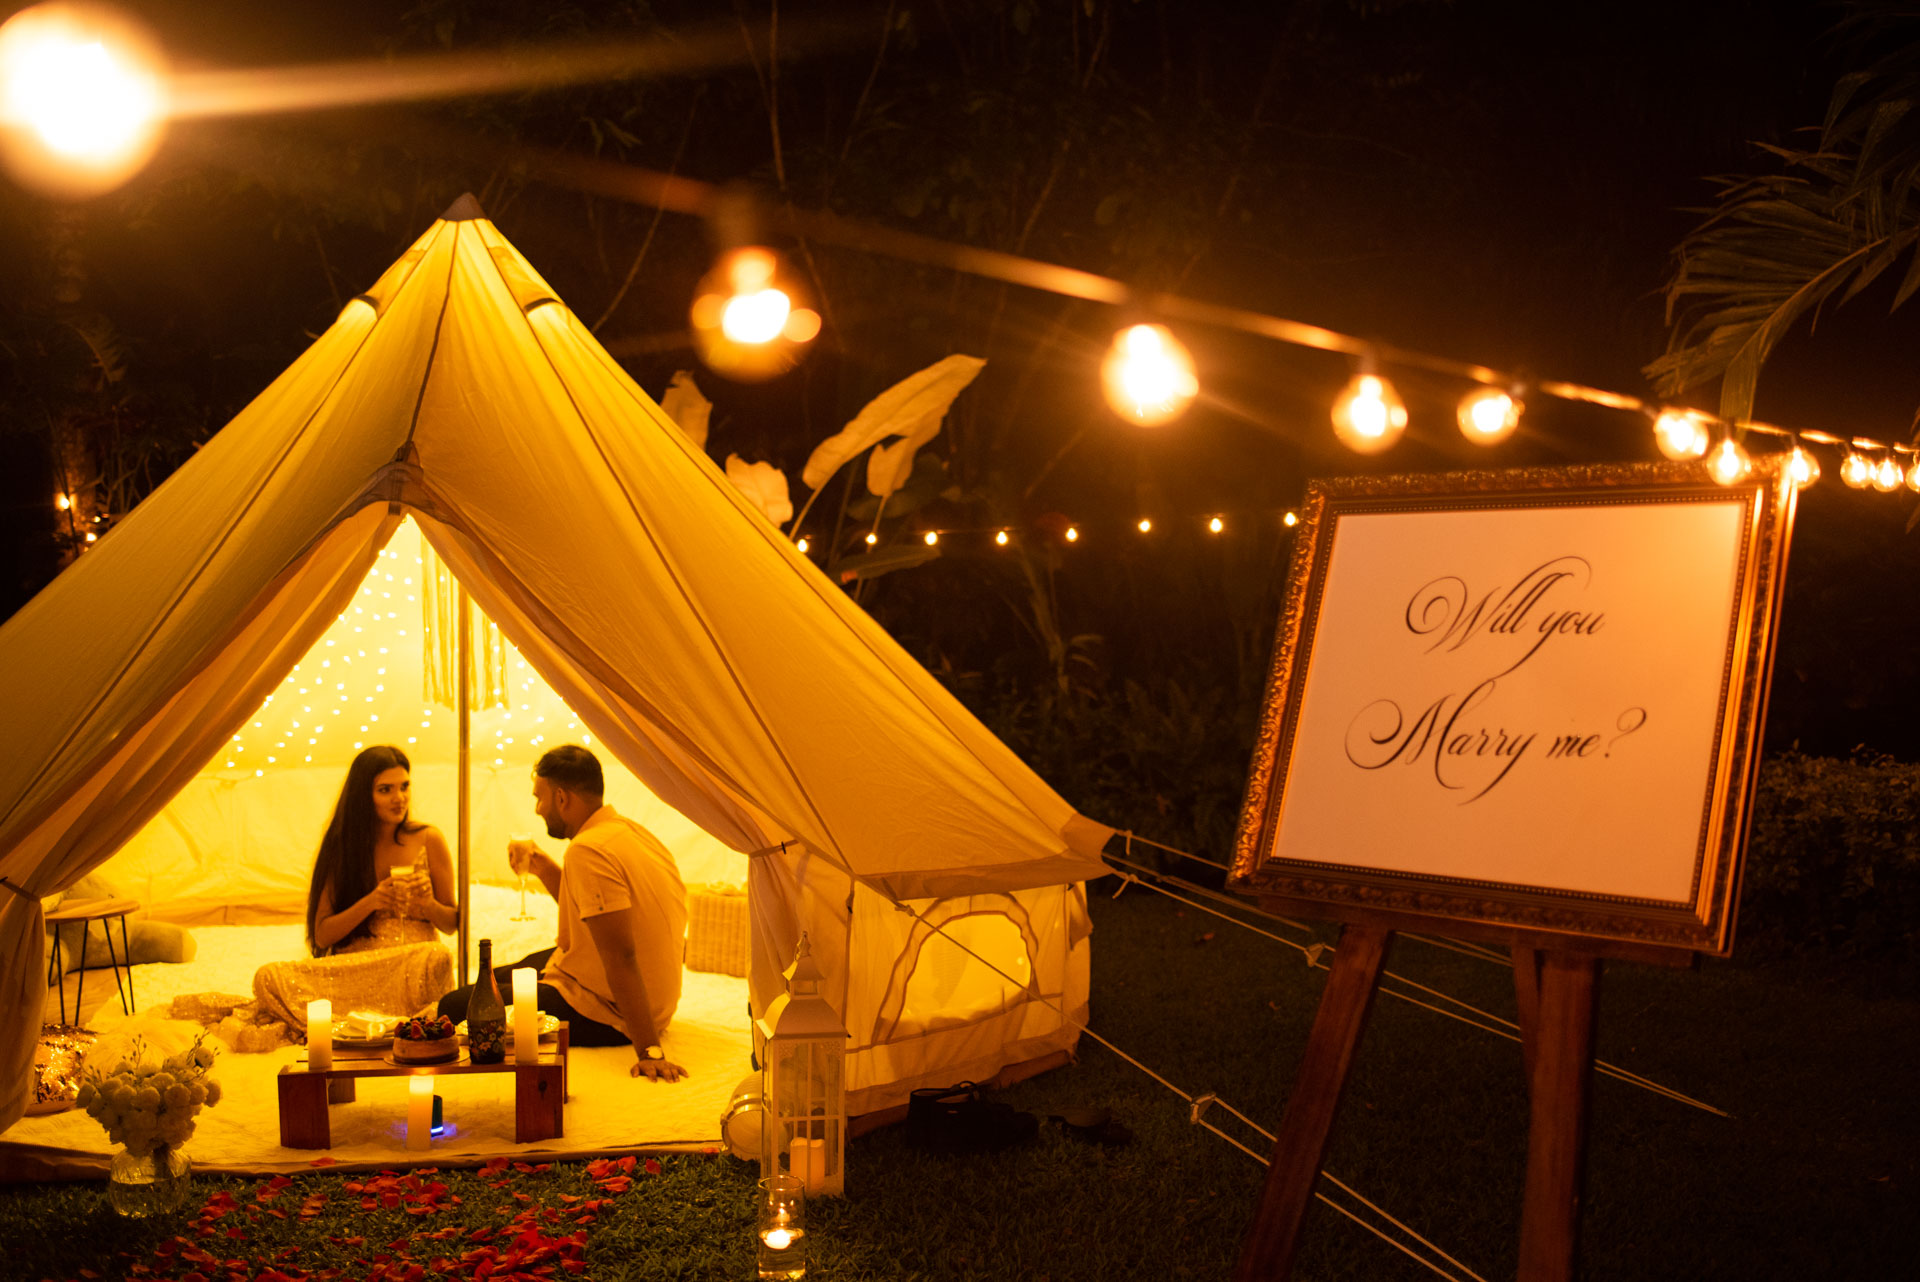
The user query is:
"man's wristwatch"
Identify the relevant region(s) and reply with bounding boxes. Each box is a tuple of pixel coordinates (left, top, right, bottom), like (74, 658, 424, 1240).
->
(640, 1045, 665, 1062)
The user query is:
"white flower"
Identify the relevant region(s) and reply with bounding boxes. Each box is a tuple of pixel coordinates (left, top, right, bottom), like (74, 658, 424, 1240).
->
(724, 455, 794, 527)
(187, 1082, 207, 1107)
(133, 1087, 161, 1110)
(191, 1045, 215, 1070)
(163, 1084, 191, 1110)
(149, 1072, 176, 1093)
(203, 1080, 222, 1107)
(75, 1083, 95, 1109)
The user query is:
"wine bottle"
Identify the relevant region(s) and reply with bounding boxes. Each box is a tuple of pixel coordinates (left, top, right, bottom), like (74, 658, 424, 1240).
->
(468, 938, 507, 1064)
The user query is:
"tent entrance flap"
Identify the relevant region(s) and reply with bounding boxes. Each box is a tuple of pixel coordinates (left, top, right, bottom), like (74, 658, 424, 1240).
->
(96, 517, 744, 948)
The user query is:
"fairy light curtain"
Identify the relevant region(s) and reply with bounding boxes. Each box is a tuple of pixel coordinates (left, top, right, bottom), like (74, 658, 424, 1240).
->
(420, 535, 509, 712)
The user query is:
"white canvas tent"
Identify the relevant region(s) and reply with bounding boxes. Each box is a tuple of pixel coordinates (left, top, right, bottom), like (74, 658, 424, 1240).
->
(0, 196, 1112, 1134)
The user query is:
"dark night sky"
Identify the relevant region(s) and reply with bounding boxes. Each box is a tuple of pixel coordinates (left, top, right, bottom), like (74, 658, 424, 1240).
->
(5, 0, 1918, 752)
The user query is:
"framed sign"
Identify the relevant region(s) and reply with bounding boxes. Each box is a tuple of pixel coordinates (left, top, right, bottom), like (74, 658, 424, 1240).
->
(1228, 460, 1796, 956)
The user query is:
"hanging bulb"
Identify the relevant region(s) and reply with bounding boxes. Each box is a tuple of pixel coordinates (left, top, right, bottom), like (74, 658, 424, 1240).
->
(1456, 386, 1522, 445)
(1208, 516, 1225, 534)
(994, 530, 1009, 546)
(689, 247, 820, 381)
(795, 536, 810, 554)
(1136, 517, 1152, 534)
(1653, 409, 1710, 461)
(1283, 511, 1299, 527)
(1064, 526, 1080, 543)
(922, 530, 939, 546)
(1101, 323, 1198, 426)
(1707, 436, 1752, 486)
(54, 492, 70, 511)
(1331, 372, 1407, 454)
(1873, 452, 1903, 492)
(1786, 444, 1821, 489)
(864, 532, 878, 546)
(0, 3, 170, 198)
(1840, 450, 1872, 488)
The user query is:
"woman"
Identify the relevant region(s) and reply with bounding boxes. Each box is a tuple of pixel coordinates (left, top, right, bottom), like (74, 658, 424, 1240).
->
(305, 745, 459, 956)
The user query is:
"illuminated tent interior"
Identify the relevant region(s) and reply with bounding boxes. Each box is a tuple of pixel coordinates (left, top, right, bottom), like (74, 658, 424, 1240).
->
(0, 197, 1110, 1171)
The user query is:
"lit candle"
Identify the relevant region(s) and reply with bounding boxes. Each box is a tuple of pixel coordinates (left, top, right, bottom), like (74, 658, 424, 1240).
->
(407, 1075, 433, 1150)
(802, 1136, 828, 1192)
(306, 999, 332, 1072)
(513, 969, 540, 1064)
(762, 1226, 794, 1250)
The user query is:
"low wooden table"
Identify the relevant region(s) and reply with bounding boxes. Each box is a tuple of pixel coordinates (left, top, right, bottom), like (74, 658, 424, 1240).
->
(44, 897, 140, 1025)
(277, 1025, 569, 1149)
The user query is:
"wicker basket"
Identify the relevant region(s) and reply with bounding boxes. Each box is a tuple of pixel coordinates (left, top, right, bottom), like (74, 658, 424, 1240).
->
(685, 884, 750, 977)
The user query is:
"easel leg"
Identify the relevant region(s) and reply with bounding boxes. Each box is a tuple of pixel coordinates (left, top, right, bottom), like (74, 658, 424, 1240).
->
(1517, 953, 1601, 1282)
(1511, 945, 1544, 1087)
(1233, 924, 1392, 1282)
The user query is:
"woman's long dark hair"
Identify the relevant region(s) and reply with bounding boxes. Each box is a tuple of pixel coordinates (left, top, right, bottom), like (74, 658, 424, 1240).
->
(305, 745, 423, 956)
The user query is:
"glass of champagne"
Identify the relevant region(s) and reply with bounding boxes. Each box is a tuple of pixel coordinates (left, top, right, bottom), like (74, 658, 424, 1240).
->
(509, 834, 536, 921)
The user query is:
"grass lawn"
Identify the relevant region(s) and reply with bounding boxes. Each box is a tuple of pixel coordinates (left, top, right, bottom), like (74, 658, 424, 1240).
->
(7, 880, 1917, 1281)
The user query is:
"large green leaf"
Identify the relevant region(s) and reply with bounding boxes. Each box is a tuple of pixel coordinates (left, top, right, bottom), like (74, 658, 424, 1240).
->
(800, 354, 985, 491)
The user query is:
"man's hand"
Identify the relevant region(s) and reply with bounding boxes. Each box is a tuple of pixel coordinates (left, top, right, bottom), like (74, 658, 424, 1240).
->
(506, 839, 543, 876)
(630, 1056, 688, 1083)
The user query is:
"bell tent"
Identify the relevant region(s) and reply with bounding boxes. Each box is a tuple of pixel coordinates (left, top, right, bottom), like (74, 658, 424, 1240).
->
(0, 195, 1112, 1135)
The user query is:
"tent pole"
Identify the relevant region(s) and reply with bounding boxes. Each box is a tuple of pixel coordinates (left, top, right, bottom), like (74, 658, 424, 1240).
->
(457, 582, 472, 989)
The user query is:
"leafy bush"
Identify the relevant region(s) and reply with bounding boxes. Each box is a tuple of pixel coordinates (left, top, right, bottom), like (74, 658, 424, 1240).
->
(1742, 752, 1920, 956)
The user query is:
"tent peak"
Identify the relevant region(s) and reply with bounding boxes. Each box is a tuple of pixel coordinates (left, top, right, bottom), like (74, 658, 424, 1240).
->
(439, 193, 487, 222)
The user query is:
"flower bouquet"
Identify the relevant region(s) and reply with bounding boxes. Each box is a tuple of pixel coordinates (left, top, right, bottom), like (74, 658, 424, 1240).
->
(74, 1034, 219, 1217)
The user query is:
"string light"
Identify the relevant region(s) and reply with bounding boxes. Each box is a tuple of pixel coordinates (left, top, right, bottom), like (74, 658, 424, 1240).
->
(1456, 386, 1522, 445)
(1136, 517, 1152, 534)
(54, 492, 70, 511)
(1283, 511, 1299, 527)
(1786, 444, 1820, 489)
(922, 530, 938, 546)
(1064, 526, 1079, 543)
(688, 247, 820, 382)
(0, 2, 169, 198)
(1331, 372, 1407, 454)
(796, 537, 809, 554)
(1873, 452, 1903, 493)
(864, 532, 877, 546)
(1100, 323, 1199, 426)
(1207, 516, 1224, 534)
(994, 530, 1009, 546)
(1707, 435, 1752, 486)
(1653, 410, 1710, 461)
(1841, 450, 1872, 488)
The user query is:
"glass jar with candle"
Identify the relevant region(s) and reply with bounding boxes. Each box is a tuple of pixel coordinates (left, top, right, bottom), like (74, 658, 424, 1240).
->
(756, 1173, 806, 1280)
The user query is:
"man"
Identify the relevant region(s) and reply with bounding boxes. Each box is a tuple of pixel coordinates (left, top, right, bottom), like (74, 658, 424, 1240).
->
(439, 745, 689, 1081)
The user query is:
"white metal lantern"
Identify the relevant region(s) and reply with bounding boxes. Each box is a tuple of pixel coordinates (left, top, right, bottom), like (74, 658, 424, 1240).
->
(757, 933, 847, 1197)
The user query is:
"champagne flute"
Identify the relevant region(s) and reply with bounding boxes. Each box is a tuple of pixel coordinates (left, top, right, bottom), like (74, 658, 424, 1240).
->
(509, 833, 536, 921)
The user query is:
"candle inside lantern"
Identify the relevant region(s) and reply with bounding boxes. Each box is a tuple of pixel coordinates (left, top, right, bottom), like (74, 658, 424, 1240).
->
(513, 968, 539, 1064)
(306, 998, 332, 1071)
(407, 1075, 432, 1150)
(799, 1136, 828, 1192)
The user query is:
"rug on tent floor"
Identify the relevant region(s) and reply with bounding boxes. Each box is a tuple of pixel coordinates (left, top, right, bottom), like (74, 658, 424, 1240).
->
(2, 914, 752, 1180)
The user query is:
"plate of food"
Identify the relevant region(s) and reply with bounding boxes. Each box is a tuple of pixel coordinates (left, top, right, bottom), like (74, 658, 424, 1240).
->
(388, 1014, 461, 1065)
(455, 1009, 562, 1041)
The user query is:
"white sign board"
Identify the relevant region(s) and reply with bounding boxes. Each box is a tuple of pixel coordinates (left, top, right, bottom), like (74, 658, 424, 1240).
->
(1230, 463, 1796, 955)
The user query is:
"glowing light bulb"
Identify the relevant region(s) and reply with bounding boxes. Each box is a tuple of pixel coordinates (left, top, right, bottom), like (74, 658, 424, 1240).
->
(796, 537, 809, 554)
(1906, 456, 1920, 494)
(1331, 373, 1408, 454)
(864, 532, 877, 546)
(0, 3, 169, 198)
(923, 530, 939, 546)
(995, 530, 1009, 546)
(689, 247, 819, 380)
(54, 492, 70, 510)
(1874, 453, 1903, 492)
(1653, 409, 1710, 461)
(1456, 387, 1521, 445)
(1064, 526, 1079, 543)
(1101, 324, 1198, 426)
(1707, 436, 1752, 486)
(1208, 516, 1224, 534)
(1283, 511, 1299, 527)
(1137, 517, 1152, 534)
(1787, 445, 1820, 489)
(84, 531, 96, 543)
(1841, 451, 1871, 488)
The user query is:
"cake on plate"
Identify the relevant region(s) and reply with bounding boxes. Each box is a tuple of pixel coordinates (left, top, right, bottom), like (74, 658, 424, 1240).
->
(391, 1014, 459, 1064)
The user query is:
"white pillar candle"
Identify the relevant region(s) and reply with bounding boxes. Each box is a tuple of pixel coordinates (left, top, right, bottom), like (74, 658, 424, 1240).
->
(306, 999, 332, 1072)
(801, 1136, 828, 1192)
(407, 1075, 433, 1150)
(512, 968, 539, 1064)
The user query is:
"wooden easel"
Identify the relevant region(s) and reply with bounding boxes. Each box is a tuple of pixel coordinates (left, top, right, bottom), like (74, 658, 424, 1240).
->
(1231, 903, 1694, 1282)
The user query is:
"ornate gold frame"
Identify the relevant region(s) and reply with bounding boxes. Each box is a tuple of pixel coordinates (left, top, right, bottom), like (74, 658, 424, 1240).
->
(1227, 460, 1797, 957)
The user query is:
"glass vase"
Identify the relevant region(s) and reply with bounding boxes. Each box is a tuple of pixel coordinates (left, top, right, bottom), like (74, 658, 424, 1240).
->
(108, 1145, 193, 1218)
(756, 1173, 807, 1280)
